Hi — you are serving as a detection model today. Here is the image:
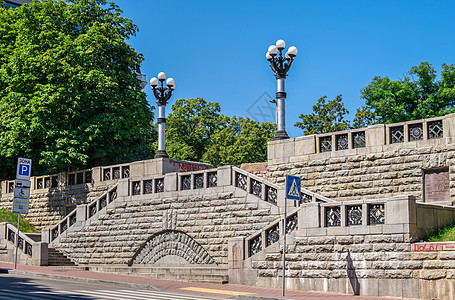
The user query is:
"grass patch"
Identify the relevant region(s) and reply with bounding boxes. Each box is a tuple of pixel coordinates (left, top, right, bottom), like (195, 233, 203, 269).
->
(426, 224, 455, 242)
(0, 208, 38, 233)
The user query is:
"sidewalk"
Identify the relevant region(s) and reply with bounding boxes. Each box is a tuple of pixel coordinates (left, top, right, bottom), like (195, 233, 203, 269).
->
(0, 262, 393, 300)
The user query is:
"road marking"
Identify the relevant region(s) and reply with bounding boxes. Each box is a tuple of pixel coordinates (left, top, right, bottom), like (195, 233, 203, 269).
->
(58, 289, 220, 300)
(115, 289, 219, 299)
(180, 287, 256, 295)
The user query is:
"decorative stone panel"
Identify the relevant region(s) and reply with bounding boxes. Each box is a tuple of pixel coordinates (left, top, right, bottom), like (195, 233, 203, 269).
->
(130, 230, 215, 265)
(424, 168, 450, 203)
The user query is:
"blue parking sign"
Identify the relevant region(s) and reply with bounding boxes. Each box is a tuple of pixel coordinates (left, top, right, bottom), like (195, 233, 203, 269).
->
(19, 164, 30, 176)
(285, 175, 301, 200)
(16, 157, 32, 180)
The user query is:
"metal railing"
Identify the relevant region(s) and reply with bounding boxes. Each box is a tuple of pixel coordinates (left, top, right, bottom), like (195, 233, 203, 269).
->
(245, 208, 300, 258)
(232, 167, 279, 205)
(3, 223, 35, 257)
(50, 184, 118, 242)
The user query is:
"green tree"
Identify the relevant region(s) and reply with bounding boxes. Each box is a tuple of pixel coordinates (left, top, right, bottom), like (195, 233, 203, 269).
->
(203, 116, 275, 167)
(295, 95, 350, 135)
(0, 0, 154, 179)
(352, 105, 377, 129)
(165, 98, 222, 162)
(361, 62, 455, 123)
(164, 98, 275, 167)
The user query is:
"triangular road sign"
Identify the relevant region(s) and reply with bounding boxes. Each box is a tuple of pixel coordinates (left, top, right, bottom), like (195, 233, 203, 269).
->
(288, 179, 299, 197)
(286, 175, 301, 200)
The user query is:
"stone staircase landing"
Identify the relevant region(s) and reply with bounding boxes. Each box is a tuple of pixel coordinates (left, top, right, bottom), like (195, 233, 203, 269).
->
(87, 265, 228, 284)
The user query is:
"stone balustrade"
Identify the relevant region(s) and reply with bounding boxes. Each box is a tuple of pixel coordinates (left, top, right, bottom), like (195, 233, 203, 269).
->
(268, 113, 455, 204)
(43, 184, 119, 244)
(0, 158, 213, 230)
(0, 222, 47, 265)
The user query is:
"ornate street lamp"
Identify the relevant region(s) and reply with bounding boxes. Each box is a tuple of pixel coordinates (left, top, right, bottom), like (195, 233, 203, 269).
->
(266, 39, 298, 140)
(150, 72, 175, 158)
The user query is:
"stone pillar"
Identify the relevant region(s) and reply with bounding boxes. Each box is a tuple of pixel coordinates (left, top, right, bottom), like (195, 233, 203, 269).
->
(41, 228, 50, 244)
(228, 237, 245, 284)
(91, 167, 101, 185)
(0, 223, 6, 240)
(366, 124, 386, 148)
(32, 242, 48, 266)
(299, 202, 321, 230)
(164, 173, 178, 192)
(117, 179, 129, 197)
(294, 135, 317, 156)
(76, 204, 88, 224)
(217, 166, 232, 187)
(385, 195, 417, 241)
(443, 113, 455, 141)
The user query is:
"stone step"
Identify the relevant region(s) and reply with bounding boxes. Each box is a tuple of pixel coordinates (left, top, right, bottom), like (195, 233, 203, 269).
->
(87, 266, 229, 284)
(47, 248, 75, 266)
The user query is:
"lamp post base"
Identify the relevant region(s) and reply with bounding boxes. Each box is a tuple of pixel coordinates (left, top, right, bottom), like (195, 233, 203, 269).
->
(154, 150, 169, 159)
(273, 130, 290, 140)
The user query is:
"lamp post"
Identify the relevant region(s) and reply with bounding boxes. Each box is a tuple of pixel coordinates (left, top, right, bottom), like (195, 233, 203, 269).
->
(150, 72, 175, 158)
(266, 39, 298, 140)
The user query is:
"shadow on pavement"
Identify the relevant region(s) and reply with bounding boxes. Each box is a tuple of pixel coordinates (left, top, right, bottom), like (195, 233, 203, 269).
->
(0, 272, 94, 300)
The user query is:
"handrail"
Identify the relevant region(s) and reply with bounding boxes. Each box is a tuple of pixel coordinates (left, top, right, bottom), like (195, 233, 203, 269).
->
(232, 166, 333, 204)
(244, 206, 301, 257)
(2, 222, 37, 257)
(232, 166, 280, 189)
(49, 183, 119, 242)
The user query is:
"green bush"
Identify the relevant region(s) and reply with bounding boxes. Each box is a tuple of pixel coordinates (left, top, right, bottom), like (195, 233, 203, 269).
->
(0, 209, 38, 233)
(426, 224, 455, 242)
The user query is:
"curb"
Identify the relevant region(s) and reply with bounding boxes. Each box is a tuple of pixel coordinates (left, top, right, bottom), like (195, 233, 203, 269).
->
(229, 295, 287, 300)
(6, 269, 162, 291)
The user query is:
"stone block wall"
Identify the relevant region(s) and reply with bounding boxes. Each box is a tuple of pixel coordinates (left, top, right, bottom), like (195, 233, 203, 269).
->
(0, 158, 212, 230)
(229, 195, 455, 299)
(268, 114, 455, 205)
(411, 241, 455, 300)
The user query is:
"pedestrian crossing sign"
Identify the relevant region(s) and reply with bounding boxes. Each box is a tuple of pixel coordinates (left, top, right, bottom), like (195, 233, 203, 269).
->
(285, 175, 301, 201)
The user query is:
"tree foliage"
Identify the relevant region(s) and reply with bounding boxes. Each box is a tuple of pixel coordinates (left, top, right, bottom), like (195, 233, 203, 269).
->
(203, 116, 275, 167)
(295, 62, 455, 135)
(361, 62, 455, 123)
(0, 0, 154, 179)
(164, 98, 275, 167)
(294, 95, 350, 135)
(165, 98, 221, 162)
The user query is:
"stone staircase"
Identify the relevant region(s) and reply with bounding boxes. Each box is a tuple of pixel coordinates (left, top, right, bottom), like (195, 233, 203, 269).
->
(0, 243, 7, 256)
(87, 266, 229, 284)
(44, 166, 329, 283)
(47, 247, 75, 266)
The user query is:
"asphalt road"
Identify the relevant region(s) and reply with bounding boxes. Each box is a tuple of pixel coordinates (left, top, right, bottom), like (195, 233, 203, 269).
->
(0, 274, 224, 300)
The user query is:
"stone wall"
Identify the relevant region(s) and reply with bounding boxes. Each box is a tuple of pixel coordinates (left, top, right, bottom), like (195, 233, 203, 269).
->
(47, 166, 282, 266)
(229, 195, 455, 299)
(267, 114, 455, 205)
(0, 158, 212, 230)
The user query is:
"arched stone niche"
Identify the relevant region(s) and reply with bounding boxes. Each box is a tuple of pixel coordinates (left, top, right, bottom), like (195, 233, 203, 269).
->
(129, 230, 215, 266)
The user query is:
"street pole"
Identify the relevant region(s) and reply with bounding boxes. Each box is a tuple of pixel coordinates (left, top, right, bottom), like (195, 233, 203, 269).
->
(157, 104, 166, 157)
(150, 72, 175, 159)
(282, 197, 287, 297)
(266, 39, 298, 140)
(14, 214, 20, 269)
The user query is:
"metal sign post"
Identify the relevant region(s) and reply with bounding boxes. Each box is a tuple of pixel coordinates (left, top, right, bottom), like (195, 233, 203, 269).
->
(13, 158, 31, 269)
(283, 175, 301, 296)
(14, 214, 21, 269)
(282, 192, 287, 297)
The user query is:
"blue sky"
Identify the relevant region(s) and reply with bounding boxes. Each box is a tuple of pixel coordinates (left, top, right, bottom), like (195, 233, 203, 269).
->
(115, 0, 455, 138)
